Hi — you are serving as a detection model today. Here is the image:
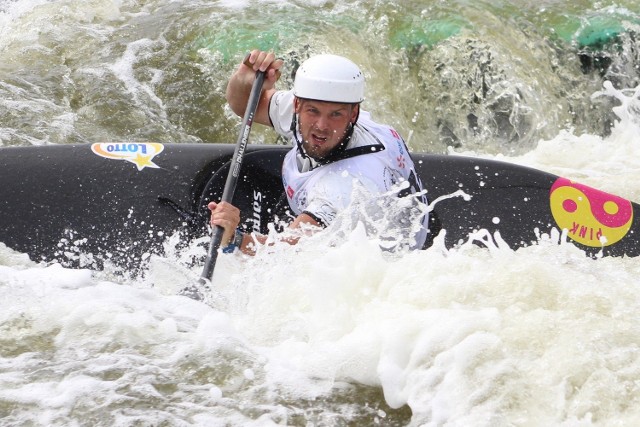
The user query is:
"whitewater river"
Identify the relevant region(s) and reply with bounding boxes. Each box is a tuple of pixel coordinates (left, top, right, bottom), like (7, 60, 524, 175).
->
(1, 0, 640, 425)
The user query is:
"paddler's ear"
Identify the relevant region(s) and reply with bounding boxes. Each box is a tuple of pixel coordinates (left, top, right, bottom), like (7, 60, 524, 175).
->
(294, 96, 300, 113)
(351, 103, 360, 125)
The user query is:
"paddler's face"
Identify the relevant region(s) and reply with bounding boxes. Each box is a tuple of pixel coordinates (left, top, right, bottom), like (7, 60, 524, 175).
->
(295, 98, 358, 160)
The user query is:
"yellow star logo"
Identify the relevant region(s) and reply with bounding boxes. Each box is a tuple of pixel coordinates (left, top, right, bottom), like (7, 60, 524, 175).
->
(131, 153, 157, 170)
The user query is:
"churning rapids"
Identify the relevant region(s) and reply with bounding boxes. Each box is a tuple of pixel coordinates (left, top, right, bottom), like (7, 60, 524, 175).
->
(1, 0, 640, 426)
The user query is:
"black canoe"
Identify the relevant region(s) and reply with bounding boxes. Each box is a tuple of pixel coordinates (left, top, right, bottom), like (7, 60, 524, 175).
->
(1, 142, 638, 271)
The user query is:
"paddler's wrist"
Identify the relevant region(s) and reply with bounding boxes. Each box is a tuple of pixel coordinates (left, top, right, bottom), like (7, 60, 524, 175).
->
(222, 228, 244, 254)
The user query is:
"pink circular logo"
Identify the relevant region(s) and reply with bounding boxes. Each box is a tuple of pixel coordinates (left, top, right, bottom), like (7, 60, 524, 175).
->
(549, 178, 633, 247)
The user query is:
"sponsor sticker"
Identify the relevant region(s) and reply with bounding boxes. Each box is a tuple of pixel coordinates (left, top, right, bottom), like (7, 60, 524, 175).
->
(91, 142, 164, 170)
(251, 190, 263, 233)
(549, 177, 633, 247)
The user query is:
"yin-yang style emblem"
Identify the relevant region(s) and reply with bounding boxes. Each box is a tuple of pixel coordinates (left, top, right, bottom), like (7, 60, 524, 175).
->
(549, 178, 633, 247)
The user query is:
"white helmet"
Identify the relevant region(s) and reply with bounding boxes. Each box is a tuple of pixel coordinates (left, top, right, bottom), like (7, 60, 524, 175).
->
(293, 54, 365, 103)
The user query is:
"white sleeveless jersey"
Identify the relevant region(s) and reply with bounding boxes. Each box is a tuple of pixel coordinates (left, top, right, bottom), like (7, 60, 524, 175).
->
(269, 90, 429, 250)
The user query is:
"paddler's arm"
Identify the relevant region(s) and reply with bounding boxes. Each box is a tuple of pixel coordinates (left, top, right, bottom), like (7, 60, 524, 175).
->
(237, 213, 321, 256)
(209, 201, 321, 256)
(225, 49, 283, 127)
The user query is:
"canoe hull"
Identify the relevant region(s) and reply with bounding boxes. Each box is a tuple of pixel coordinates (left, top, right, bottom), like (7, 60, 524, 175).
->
(1, 143, 637, 271)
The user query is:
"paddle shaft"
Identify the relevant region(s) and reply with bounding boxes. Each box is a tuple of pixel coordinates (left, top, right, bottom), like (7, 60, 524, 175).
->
(200, 65, 265, 283)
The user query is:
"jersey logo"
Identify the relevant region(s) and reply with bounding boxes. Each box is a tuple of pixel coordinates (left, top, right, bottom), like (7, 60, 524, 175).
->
(286, 185, 295, 199)
(397, 155, 406, 169)
(549, 177, 633, 247)
(316, 203, 337, 225)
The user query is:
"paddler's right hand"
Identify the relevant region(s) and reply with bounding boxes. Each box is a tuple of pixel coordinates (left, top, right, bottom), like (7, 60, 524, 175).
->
(208, 201, 240, 246)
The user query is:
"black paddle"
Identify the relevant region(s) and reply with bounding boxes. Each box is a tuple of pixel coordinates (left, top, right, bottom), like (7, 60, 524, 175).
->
(181, 56, 265, 300)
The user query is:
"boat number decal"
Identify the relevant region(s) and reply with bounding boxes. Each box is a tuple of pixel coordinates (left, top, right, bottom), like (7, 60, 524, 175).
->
(251, 190, 262, 233)
(549, 177, 633, 247)
(91, 142, 164, 170)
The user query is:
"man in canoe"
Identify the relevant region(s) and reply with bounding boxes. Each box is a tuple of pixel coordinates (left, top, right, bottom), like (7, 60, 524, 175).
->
(210, 49, 429, 254)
